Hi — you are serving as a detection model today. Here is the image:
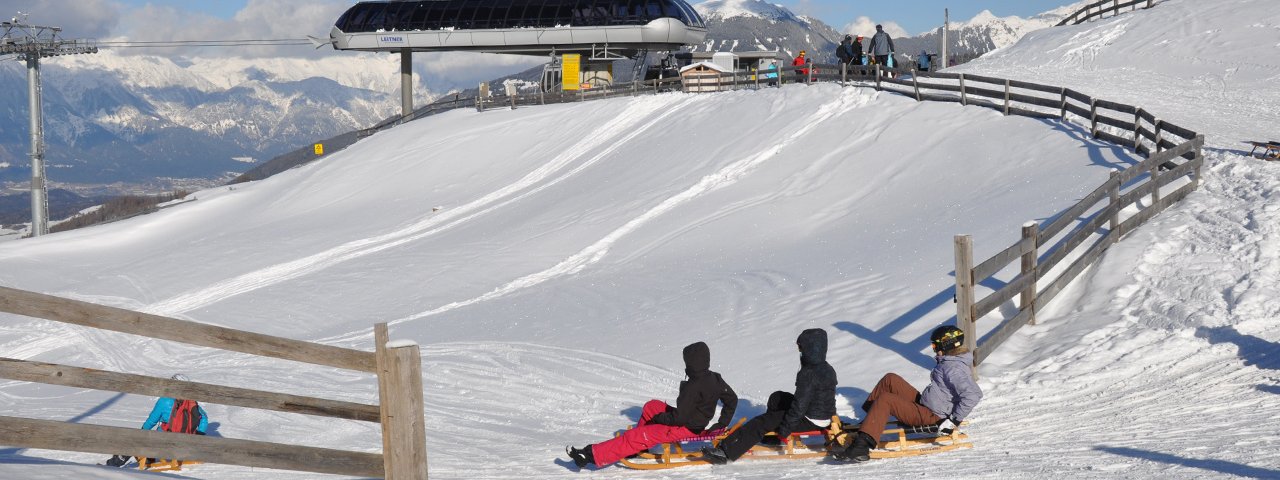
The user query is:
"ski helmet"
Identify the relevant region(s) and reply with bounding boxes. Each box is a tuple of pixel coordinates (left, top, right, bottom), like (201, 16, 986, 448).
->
(930, 326, 964, 354)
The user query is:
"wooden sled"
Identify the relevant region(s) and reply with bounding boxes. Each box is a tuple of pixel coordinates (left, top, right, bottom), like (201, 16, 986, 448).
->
(618, 416, 973, 469)
(137, 456, 202, 472)
(1246, 141, 1280, 160)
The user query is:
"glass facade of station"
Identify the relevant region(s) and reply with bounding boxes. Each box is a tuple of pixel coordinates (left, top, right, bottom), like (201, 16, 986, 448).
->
(336, 0, 707, 32)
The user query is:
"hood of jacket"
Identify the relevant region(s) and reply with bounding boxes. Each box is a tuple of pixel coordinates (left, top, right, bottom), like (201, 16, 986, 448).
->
(684, 341, 711, 376)
(937, 350, 974, 366)
(796, 328, 827, 366)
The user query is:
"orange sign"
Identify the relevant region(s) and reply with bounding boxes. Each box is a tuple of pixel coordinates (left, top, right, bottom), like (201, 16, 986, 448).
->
(580, 82, 592, 90)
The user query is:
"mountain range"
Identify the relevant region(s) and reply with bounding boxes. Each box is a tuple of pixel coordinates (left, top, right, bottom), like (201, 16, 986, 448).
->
(0, 1, 1082, 198)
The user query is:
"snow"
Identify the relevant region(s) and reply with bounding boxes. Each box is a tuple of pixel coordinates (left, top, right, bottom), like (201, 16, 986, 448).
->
(694, 0, 798, 21)
(2, 0, 1280, 478)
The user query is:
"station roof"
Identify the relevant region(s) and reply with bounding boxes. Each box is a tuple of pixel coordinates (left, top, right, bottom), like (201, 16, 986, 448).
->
(335, 0, 707, 33)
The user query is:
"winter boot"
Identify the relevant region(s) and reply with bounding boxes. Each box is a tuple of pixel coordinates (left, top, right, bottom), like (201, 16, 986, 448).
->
(566, 445, 594, 469)
(700, 446, 729, 465)
(104, 455, 129, 467)
(842, 431, 877, 463)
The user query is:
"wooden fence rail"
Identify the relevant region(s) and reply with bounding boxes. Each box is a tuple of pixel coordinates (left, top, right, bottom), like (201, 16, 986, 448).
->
(1057, 0, 1158, 26)
(0, 287, 428, 479)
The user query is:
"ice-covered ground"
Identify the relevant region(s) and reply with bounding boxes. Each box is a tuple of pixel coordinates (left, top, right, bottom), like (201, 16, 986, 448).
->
(2, 0, 1279, 478)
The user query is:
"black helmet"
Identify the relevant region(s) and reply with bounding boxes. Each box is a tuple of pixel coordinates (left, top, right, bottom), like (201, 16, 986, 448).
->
(930, 325, 964, 354)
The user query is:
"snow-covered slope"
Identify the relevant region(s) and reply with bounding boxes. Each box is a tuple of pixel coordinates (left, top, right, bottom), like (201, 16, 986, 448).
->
(2, 0, 1279, 478)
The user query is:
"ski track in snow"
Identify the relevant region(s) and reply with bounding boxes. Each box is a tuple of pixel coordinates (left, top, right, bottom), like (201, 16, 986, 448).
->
(382, 89, 874, 328)
(142, 95, 700, 317)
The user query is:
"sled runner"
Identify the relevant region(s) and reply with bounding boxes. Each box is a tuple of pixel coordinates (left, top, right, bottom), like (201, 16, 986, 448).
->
(1246, 141, 1279, 160)
(138, 456, 202, 472)
(618, 416, 972, 469)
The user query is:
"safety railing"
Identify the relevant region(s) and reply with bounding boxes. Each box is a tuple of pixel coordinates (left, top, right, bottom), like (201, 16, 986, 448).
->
(1056, 0, 1162, 26)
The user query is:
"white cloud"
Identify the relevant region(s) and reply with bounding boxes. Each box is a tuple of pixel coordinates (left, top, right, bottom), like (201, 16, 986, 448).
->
(841, 16, 909, 40)
(0, 0, 120, 39)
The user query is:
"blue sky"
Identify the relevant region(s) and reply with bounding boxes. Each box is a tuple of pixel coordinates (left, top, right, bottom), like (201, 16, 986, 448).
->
(112, 1, 1077, 35)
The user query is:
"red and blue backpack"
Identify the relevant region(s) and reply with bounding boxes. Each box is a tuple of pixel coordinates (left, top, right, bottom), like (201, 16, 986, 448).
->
(162, 399, 202, 434)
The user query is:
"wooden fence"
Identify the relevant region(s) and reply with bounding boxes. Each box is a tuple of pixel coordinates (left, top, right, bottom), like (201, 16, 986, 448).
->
(1056, 0, 1160, 26)
(0, 286, 428, 478)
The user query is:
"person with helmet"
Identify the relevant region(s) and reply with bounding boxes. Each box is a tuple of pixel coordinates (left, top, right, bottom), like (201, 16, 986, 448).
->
(792, 50, 810, 78)
(853, 35, 866, 66)
(104, 374, 210, 468)
(832, 325, 983, 463)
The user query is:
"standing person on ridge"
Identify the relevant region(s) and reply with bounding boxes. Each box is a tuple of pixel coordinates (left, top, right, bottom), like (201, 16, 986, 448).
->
(566, 342, 737, 470)
(831, 325, 983, 463)
(836, 35, 856, 67)
(701, 328, 837, 464)
(104, 374, 209, 468)
(868, 24, 895, 68)
(852, 35, 866, 66)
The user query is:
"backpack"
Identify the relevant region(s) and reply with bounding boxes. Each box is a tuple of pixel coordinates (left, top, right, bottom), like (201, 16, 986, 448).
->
(163, 399, 202, 434)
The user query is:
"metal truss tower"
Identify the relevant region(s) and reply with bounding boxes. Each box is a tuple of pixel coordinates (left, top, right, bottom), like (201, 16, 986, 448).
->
(1, 14, 97, 236)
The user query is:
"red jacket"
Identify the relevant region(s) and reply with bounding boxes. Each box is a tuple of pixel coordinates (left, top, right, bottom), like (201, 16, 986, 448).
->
(793, 56, 809, 75)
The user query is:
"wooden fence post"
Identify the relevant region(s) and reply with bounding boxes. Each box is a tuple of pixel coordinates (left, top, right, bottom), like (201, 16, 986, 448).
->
(1089, 98, 1099, 137)
(913, 73, 921, 101)
(875, 64, 882, 91)
(1133, 109, 1142, 152)
(1154, 120, 1163, 153)
(1060, 88, 1067, 120)
(841, 63, 847, 86)
(1192, 136, 1205, 189)
(1003, 78, 1011, 116)
(1020, 222, 1039, 326)
(1150, 163, 1161, 205)
(381, 340, 428, 480)
(374, 324, 393, 468)
(1109, 169, 1122, 238)
(959, 74, 967, 106)
(954, 235, 977, 379)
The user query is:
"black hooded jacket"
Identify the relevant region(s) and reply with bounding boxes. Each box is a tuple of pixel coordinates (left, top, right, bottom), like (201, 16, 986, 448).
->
(649, 342, 738, 433)
(778, 328, 837, 436)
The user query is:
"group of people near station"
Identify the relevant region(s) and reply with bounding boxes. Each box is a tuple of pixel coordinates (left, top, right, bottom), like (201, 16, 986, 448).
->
(834, 24, 897, 68)
(566, 324, 983, 469)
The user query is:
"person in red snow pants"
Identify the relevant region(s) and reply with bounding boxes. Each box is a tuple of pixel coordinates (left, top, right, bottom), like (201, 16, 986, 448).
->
(589, 399, 696, 465)
(566, 342, 737, 469)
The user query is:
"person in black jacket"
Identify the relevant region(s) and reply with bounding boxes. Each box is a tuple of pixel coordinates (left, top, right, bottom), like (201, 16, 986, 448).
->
(701, 328, 837, 464)
(567, 342, 737, 469)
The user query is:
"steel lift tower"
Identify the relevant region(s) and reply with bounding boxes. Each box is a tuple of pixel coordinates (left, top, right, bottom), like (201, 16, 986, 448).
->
(0, 14, 97, 236)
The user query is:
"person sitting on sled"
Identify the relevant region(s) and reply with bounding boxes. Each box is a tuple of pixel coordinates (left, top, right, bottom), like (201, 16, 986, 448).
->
(701, 328, 836, 464)
(105, 374, 209, 468)
(566, 341, 737, 470)
(832, 325, 983, 463)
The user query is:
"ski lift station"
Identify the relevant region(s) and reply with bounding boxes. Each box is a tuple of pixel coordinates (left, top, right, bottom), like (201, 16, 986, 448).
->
(324, 0, 709, 115)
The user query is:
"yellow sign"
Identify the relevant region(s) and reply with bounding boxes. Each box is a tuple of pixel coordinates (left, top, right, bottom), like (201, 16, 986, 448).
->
(562, 54, 581, 91)
(314, 143, 324, 155)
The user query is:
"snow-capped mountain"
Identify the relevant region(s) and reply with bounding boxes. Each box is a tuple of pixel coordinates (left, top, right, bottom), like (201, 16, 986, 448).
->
(893, 5, 1083, 61)
(692, 0, 844, 60)
(0, 50, 431, 187)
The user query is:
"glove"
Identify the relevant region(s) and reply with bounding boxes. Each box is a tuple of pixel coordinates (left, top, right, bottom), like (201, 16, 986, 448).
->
(937, 418, 958, 436)
(648, 411, 675, 426)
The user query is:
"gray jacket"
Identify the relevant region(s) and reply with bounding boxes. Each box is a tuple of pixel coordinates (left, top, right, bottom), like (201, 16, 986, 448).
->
(868, 31, 894, 56)
(918, 352, 983, 421)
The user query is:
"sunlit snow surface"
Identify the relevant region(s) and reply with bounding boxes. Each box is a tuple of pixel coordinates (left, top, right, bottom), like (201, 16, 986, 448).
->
(2, 0, 1279, 478)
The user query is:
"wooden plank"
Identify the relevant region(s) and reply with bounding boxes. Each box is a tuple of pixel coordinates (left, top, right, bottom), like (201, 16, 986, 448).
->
(1008, 92, 1063, 109)
(1137, 108, 1156, 123)
(1020, 223, 1039, 326)
(918, 82, 962, 93)
(1038, 177, 1116, 244)
(973, 236, 1036, 283)
(1096, 130, 1133, 148)
(1007, 79, 1061, 94)
(1038, 203, 1116, 277)
(374, 323, 393, 474)
(1064, 102, 1091, 119)
(966, 86, 1005, 100)
(1095, 113, 1137, 131)
(974, 272, 1036, 319)
(1035, 233, 1112, 311)
(1138, 126, 1156, 142)
(1117, 180, 1198, 235)
(974, 307, 1033, 366)
(919, 71, 962, 80)
(954, 236, 977, 380)
(1093, 98, 1137, 114)
(1160, 121, 1198, 141)
(1118, 138, 1199, 184)
(0, 415, 383, 477)
(0, 286, 377, 373)
(0, 358, 379, 422)
(1008, 107, 1060, 120)
(960, 73, 1004, 85)
(1063, 88, 1091, 104)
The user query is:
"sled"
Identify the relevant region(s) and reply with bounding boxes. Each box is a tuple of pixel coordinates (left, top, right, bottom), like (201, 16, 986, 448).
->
(1245, 141, 1279, 160)
(138, 456, 202, 472)
(618, 416, 973, 469)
